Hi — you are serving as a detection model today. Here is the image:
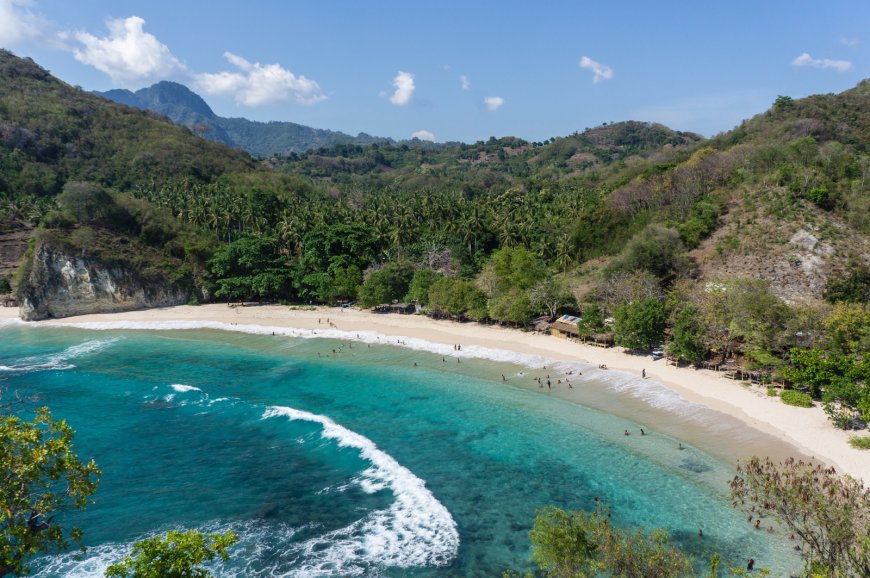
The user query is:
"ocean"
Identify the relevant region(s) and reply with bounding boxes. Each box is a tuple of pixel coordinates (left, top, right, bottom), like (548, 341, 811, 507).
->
(0, 320, 799, 576)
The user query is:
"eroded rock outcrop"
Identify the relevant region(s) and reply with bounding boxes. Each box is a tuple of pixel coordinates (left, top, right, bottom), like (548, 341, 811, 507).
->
(19, 240, 188, 321)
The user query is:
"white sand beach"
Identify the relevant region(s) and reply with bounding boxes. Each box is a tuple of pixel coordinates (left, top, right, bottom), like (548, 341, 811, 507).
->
(3, 303, 869, 483)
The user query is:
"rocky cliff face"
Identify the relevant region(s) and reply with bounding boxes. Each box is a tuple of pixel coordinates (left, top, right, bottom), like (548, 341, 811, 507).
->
(0, 224, 33, 281)
(19, 241, 188, 321)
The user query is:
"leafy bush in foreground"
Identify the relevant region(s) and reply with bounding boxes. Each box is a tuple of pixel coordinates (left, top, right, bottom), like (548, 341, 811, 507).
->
(780, 390, 814, 408)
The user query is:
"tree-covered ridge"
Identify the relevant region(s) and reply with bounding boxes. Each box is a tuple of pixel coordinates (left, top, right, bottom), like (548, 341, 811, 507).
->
(0, 50, 255, 200)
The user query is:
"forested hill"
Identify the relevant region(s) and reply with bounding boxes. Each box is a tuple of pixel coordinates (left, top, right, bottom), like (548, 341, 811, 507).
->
(0, 49, 266, 311)
(271, 83, 870, 304)
(95, 81, 393, 157)
(0, 50, 256, 199)
(275, 121, 702, 187)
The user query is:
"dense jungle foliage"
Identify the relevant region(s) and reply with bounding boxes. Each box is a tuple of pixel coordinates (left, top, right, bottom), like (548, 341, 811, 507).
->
(1, 49, 868, 430)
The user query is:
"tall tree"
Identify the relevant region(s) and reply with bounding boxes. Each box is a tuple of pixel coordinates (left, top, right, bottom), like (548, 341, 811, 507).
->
(0, 408, 101, 577)
(614, 298, 667, 350)
(730, 456, 870, 578)
(668, 305, 708, 364)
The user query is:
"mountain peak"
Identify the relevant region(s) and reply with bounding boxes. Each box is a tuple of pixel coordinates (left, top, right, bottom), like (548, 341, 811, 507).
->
(96, 81, 392, 156)
(135, 81, 216, 118)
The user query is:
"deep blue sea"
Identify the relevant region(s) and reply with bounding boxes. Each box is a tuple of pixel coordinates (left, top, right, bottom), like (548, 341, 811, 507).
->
(0, 321, 798, 576)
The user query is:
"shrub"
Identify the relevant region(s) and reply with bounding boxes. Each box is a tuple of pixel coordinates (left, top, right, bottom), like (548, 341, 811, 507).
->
(357, 262, 414, 308)
(767, 386, 779, 397)
(781, 390, 814, 408)
(824, 402, 860, 430)
(608, 224, 687, 278)
(0, 275, 10, 294)
(848, 436, 870, 450)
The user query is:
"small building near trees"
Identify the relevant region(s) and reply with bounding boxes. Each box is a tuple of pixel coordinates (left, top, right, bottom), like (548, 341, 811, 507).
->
(372, 302, 417, 314)
(550, 314, 581, 339)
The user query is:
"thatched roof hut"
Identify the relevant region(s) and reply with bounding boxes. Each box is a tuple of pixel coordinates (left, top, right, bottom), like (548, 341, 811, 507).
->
(532, 316, 551, 333)
(550, 314, 581, 339)
(589, 332, 615, 347)
(373, 303, 417, 314)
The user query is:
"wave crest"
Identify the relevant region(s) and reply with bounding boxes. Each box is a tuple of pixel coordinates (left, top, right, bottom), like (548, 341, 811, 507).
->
(263, 405, 459, 574)
(0, 337, 122, 373)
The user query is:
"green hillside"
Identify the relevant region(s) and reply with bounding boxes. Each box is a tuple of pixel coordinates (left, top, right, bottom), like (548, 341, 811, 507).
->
(0, 49, 260, 299)
(0, 52, 255, 201)
(1, 48, 868, 429)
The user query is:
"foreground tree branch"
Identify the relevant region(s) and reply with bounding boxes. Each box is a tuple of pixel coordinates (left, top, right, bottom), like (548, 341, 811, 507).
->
(729, 456, 869, 578)
(0, 407, 101, 577)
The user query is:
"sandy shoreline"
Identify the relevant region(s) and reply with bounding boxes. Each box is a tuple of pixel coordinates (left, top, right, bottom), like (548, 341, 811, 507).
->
(3, 303, 868, 483)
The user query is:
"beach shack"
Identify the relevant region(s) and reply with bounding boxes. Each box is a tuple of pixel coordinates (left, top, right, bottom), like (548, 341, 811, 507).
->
(532, 315, 551, 333)
(588, 332, 615, 348)
(549, 314, 581, 340)
(372, 302, 417, 314)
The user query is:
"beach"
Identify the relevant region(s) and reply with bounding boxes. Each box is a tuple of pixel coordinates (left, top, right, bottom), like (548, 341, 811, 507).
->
(3, 303, 868, 483)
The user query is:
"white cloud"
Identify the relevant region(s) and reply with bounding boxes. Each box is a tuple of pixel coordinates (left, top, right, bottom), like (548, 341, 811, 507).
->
(840, 37, 860, 47)
(389, 71, 415, 105)
(483, 96, 504, 111)
(195, 51, 326, 106)
(792, 52, 851, 72)
(579, 55, 614, 83)
(0, 0, 47, 46)
(411, 130, 435, 141)
(71, 16, 185, 87)
(460, 74, 471, 90)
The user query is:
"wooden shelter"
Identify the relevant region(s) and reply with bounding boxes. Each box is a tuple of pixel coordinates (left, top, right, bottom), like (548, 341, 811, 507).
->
(550, 314, 581, 339)
(373, 302, 416, 314)
(587, 332, 615, 347)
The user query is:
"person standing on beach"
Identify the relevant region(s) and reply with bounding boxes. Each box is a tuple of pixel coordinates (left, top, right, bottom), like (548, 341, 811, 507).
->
(642, 368, 646, 378)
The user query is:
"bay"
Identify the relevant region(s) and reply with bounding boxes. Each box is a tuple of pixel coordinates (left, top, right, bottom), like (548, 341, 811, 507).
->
(0, 324, 798, 576)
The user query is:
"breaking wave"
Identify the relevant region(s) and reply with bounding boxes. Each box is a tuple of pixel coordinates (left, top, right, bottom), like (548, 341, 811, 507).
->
(0, 337, 122, 373)
(262, 405, 460, 575)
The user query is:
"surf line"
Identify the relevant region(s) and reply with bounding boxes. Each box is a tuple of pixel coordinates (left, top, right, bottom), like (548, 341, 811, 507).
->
(262, 405, 460, 569)
(0, 337, 123, 373)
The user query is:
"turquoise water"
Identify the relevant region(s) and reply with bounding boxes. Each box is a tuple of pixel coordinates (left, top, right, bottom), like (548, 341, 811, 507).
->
(0, 323, 797, 576)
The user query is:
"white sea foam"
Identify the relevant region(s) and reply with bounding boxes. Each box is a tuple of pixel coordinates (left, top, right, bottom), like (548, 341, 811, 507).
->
(263, 405, 460, 574)
(31, 541, 133, 578)
(57, 318, 557, 366)
(0, 337, 122, 373)
(145, 384, 221, 409)
(587, 365, 712, 423)
(170, 383, 202, 393)
(0, 317, 25, 329)
(32, 401, 461, 578)
(32, 520, 309, 578)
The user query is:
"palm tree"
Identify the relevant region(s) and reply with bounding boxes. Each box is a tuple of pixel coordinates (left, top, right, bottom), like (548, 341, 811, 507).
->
(555, 233, 573, 272)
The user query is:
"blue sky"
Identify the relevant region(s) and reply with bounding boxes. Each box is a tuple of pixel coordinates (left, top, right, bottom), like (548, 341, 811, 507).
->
(2, 0, 868, 143)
